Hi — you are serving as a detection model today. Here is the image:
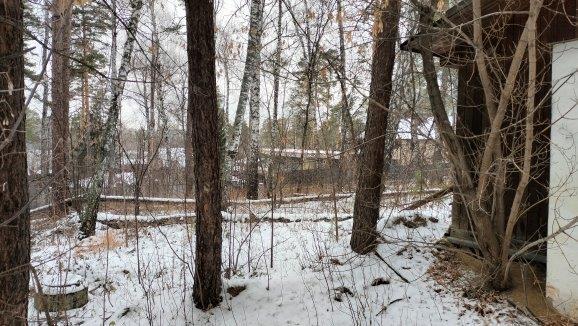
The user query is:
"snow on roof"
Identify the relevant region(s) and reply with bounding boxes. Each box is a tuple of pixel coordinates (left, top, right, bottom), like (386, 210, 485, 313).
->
(260, 148, 341, 159)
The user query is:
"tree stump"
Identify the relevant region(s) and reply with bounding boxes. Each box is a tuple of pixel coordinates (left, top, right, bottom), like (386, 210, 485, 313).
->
(34, 274, 88, 312)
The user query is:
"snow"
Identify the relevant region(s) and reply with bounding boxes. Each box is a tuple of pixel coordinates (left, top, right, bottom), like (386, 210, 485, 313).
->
(29, 196, 536, 325)
(100, 195, 195, 203)
(396, 117, 437, 140)
(261, 148, 342, 159)
(40, 274, 86, 295)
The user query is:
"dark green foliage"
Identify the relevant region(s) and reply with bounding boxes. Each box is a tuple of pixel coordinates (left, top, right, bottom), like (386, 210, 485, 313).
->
(70, 1, 111, 76)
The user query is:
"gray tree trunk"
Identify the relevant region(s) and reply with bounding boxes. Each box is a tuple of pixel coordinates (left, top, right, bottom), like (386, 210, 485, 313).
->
(40, 0, 50, 178)
(79, 0, 144, 238)
(246, 0, 264, 199)
(228, 0, 264, 157)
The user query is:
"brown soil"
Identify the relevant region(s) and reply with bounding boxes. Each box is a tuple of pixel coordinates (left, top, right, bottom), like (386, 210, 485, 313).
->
(429, 245, 576, 325)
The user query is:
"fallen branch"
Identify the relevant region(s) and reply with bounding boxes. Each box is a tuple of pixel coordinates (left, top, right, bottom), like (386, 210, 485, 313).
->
(376, 298, 404, 316)
(374, 251, 410, 283)
(31, 267, 55, 326)
(401, 186, 453, 211)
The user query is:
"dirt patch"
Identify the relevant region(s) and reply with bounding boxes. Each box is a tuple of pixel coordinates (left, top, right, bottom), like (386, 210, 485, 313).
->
(371, 277, 391, 286)
(429, 246, 575, 325)
(98, 215, 192, 229)
(226, 285, 247, 298)
(75, 231, 125, 255)
(393, 214, 428, 228)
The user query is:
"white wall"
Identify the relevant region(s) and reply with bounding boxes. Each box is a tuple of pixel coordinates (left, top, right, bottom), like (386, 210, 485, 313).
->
(548, 38, 578, 321)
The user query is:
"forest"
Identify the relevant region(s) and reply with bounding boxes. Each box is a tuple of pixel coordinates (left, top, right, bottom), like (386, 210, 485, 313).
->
(2, 0, 578, 324)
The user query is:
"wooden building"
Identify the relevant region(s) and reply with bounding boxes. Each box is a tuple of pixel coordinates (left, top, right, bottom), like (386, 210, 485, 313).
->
(403, 0, 578, 320)
(404, 0, 578, 245)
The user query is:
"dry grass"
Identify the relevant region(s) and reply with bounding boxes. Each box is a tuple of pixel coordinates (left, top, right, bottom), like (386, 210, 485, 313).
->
(428, 247, 576, 325)
(75, 230, 125, 256)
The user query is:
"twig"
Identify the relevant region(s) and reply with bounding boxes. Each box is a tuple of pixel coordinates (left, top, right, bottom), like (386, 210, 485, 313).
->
(31, 266, 55, 326)
(376, 298, 404, 316)
(373, 251, 410, 283)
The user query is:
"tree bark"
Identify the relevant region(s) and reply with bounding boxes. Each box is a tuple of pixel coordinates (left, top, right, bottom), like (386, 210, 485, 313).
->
(336, 0, 355, 152)
(79, 0, 144, 238)
(350, 0, 401, 254)
(185, 0, 224, 310)
(185, 113, 195, 197)
(40, 0, 51, 178)
(246, 0, 263, 199)
(0, 0, 30, 323)
(51, 0, 73, 218)
(228, 0, 264, 157)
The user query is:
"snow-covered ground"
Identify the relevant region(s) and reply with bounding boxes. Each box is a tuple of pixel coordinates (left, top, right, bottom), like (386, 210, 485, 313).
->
(29, 196, 536, 325)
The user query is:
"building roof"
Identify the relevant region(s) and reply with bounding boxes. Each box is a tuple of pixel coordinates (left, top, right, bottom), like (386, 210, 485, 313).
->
(260, 148, 341, 160)
(400, 0, 528, 62)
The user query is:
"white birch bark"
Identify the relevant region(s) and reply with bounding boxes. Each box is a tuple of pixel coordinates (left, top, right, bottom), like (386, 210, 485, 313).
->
(79, 0, 144, 238)
(228, 0, 264, 157)
(246, 0, 264, 199)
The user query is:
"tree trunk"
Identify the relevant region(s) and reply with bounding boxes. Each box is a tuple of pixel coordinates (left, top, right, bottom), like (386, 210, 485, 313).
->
(350, 0, 401, 254)
(185, 0, 224, 310)
(336, 0, 356, 190)
(185, 114, 195, 197)
(106, 0, 119, 192)
(228, 0, 264, 158)
(246, 0, 264, 199)
(268, 0, 283, 198)
(0, 0, 30, 323)
(51, 0, 73, 218)
(413, 0, 503, 288)
(336, 0, 355, 152)
(40, 0, 50, 178)
(79, 0, 144, 238)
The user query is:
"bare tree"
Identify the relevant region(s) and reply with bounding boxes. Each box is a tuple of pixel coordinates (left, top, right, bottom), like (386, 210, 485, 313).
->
(0, 0, 30, 322)
(79, 0, 144, 238)
(350, 0, 401, 254)
(246, 0, 264, 199)
(228, 0, 264, 158)
(412, 0, 548, 289)
(185, 0, 224, 310)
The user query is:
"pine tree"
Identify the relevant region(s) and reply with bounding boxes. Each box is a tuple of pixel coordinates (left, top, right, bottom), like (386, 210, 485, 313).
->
(51, 0, 73, 217)
(185, 0, 224, 310)
(351, 0, 401, 254)
(70, 0, 110, 172)
(0, 0, 31, 323)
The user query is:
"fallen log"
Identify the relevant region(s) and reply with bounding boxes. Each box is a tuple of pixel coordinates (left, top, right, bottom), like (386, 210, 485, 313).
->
(401, 186, 453, 211)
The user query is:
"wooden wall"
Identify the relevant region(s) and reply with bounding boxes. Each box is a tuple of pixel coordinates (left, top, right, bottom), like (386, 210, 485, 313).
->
(450, 0, 578, 247)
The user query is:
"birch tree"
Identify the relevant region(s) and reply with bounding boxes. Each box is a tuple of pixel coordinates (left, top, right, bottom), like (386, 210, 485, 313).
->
(228, 0, 264, 158)
(246, 0, 264, 199)
(79, 0, 144, 238)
